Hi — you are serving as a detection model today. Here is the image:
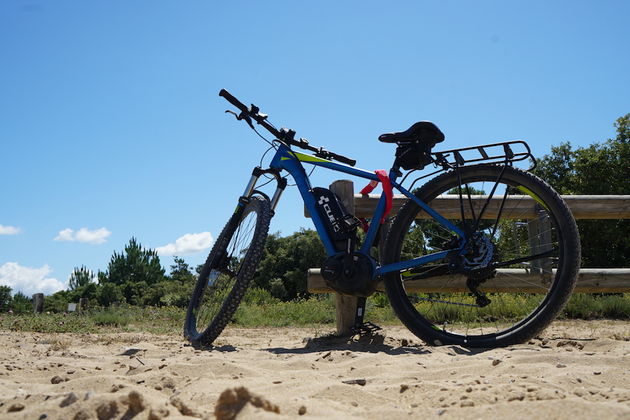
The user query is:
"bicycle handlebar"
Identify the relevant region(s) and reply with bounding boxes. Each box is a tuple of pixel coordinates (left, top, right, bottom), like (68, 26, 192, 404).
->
(322, 150, 356, 166)
(219, 89, 356, 166)
(219, 89, 249, 113)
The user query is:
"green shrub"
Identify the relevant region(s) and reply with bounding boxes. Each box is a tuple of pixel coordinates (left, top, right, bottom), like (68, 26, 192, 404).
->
(601, 295, 630, 318)
(368, 292, 389, 308)
(562, 294, 601, 319)
(234, 296, 335, 327)
(10, 292, 33, 314)
(562, 293, 630, 319)
(96, 283, 124, 307)
(91, 308, 132, 327)
(242, 287, 280, 305)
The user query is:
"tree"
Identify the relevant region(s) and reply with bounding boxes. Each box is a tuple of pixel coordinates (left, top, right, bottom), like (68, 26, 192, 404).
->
(253, 229, 326, 300)
(45, 290, 72, 312)
(68, 266, 95, 291)
(534, 114, 630, 267)
(161, 256, 195, 307)
(103, 237, 166, 304)
(106, 238, 166, 286)
(97, 270, 108, 285)
(73, 282, 98, 302)
(134, 256, 196, 307)
(169, 256, 195, 285)
(0, 285, 11, 312)
(11, 291, 32, 314)
(533, 142, 575, 194)
(96, 283, 123, 307)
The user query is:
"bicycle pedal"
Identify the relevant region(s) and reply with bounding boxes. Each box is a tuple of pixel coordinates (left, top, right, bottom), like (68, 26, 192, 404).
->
(351, 322, 382, 335)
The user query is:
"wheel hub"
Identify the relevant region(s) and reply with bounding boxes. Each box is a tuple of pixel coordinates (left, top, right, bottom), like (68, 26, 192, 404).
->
(462, 233, 497, 306)
(463, 233, 495, 270)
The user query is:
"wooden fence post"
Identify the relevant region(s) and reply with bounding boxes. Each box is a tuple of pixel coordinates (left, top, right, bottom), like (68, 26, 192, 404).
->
(329, 179, 359, 336)
(32, 293, 44, 314)
(527, 205, 553, 283)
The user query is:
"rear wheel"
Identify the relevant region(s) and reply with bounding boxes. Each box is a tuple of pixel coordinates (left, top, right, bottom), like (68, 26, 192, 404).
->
(383, 165, 580, 347)
(184, 196, 271, 346)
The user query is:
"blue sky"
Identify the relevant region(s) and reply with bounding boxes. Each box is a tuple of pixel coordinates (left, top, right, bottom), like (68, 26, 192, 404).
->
(1, 1, 628, 296)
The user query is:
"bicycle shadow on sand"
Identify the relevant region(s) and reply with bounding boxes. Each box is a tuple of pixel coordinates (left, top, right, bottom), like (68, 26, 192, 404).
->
(261, 335, 600, 357)
(263, 332, 433, 356)
(192, 333, 501, 356)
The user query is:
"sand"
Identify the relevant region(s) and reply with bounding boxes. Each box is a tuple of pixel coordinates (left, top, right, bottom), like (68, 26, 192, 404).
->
(0, 320, 628, 419)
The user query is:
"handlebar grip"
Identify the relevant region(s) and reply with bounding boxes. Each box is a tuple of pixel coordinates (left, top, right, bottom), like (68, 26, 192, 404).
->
(331, 153, 356, 166)
(219, 89, 248, 113)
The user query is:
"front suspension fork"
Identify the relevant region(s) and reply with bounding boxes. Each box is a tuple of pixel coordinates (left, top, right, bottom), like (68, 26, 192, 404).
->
(242, 166, 287, 212)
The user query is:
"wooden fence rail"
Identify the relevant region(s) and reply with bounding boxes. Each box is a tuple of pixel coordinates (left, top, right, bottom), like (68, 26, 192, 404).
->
(309, 194, 630, 220)
(308, 268, 630, 294)
(306, 179, 630, 334)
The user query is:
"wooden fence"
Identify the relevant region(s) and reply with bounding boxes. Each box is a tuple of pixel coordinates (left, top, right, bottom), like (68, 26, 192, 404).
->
(306, 179, 630, 334)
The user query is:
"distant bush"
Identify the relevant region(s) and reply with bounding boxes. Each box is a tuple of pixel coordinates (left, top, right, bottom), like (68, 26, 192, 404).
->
(242, 287, 280, 305)
(561, 293, 630, 319)
(91, 308, 132, 327)
(234, 296, 335, 327)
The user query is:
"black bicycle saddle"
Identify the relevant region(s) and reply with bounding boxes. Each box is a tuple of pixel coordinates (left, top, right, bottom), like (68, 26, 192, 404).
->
(378, 121, 445, 145)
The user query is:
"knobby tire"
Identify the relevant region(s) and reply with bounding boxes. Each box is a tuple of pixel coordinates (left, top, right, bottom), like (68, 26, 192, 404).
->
(184, 195, 271, 347)
(383, 165, 580, 348)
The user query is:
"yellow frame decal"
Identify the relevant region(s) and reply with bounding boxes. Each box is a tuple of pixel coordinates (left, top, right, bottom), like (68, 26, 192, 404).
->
(281, 152, 330, 163)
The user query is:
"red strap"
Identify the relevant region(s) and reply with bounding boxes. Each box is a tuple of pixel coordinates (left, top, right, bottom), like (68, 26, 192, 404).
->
(360, 169, 393, 224)
(376, 170, 393, 223)
(359, 180, 378, 195)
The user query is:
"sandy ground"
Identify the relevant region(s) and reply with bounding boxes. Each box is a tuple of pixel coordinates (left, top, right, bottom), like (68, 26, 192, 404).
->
(0, 321, 628, 419)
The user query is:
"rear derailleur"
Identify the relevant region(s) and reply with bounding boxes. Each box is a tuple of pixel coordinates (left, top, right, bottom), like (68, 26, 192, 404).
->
(448, 233, 498, 308)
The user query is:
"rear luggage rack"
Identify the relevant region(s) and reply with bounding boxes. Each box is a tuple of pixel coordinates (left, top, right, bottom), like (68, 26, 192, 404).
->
(431, 141, 536, 170)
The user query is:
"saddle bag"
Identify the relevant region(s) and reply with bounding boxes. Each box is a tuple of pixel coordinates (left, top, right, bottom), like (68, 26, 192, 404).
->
(395, 142, 435, 170)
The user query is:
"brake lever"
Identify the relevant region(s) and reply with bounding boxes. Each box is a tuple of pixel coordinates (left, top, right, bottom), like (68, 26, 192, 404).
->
(225, 110, 239, 119)
(225, 109, 254, 128)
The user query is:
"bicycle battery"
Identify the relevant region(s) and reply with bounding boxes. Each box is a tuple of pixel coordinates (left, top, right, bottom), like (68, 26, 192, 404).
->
(312, 187, 359, 251)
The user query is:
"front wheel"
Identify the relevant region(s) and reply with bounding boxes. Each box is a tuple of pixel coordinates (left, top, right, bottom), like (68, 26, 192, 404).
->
(383, 165, 580, 347)
(184, 195, 271, 346)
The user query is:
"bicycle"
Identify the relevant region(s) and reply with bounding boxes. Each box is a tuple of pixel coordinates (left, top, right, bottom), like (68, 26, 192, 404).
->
(184, 89, 580, 348)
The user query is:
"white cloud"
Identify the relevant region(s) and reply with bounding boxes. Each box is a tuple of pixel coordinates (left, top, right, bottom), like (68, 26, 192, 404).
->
(156, 232, 213, 256)
(0, 225, 21, 235)
(55, 228, 74, 241)
(0, 262, 66, 296)
(54, 227, 111, 244)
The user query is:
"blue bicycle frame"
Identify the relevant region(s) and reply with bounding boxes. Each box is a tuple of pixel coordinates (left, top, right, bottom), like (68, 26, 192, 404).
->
(240, 142, 467, 280)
